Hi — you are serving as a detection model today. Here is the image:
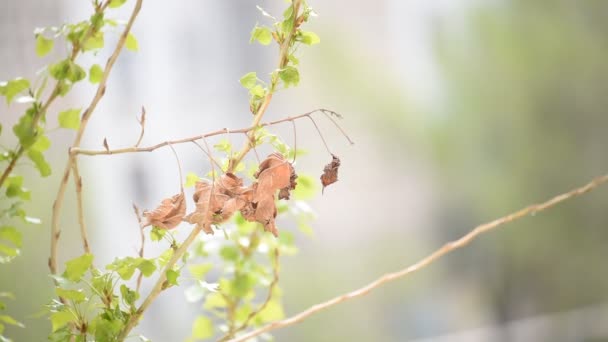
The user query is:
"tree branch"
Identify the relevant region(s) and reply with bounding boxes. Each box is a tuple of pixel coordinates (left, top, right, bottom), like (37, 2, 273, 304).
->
(227, 0, 303, 173)
(49, 0, 143, 276)
(72, 109, 349, 157)
(228, 173, 608, 342)
(71, 159, 90, 254)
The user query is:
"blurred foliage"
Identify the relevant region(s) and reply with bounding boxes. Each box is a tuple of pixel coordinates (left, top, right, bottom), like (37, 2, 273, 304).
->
(432, 0, 608, 326)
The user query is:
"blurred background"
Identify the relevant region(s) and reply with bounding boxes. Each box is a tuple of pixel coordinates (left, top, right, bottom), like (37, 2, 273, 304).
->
(2, 0, 608, 341)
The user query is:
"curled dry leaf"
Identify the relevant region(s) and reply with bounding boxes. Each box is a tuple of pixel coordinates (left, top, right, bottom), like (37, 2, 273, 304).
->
(183, 154, 298, 237)
(320, 154, 340, 193)
(249, 153, 296, 236)
(143, 192, 186, 230)
(279, 165, 298, 200)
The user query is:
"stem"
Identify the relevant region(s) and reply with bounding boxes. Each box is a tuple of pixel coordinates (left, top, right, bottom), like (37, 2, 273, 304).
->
(227, 0, 303, 173)
(229, 173, 608, 342)
(49, 0, 144, 276)
(71, 160, 90, 254)
(73, 109, 349, 157)
(117, 225, 204, 341)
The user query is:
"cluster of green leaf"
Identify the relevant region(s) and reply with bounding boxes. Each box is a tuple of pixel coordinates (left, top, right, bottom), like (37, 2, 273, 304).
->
(0, 0, 139, 340)
(47, 250, 163, 341)
(241, 2, 320, 114)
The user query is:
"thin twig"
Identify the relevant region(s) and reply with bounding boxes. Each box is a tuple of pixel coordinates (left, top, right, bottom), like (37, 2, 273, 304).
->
(229, 173, 608, 342)
(291, 120, 297, 163)
(320, 109, 354, 145)
(72, 109, 350, 157)
(191, 140, 223, 171)
(71, 160, 90, 254)
(307, 116, 332, 155)
(135, 106, 146, 147)
(133, 204, 146, 292)
(166, 143, 183, 192)
(49, 0, 143, 276)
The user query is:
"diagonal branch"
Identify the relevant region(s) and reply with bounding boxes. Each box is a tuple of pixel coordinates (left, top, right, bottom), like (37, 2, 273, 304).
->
(49, 0, 144, 276)
(228, 173, 608, 342)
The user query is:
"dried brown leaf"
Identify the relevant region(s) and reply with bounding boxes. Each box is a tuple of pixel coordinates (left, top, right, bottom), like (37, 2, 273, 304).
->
(320, 154, 340, 193)
(143, 192, 186, 230)
(279, 165, 298, 200)
(254, 153, 292, 203)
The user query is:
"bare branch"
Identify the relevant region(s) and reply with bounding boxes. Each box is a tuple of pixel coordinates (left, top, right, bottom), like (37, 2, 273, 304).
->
(135, 106, 146, 147)
(72, 109, 350, 157)
(71, 159, 90, 254)
(133, 204, 146, 292)
(229, 173, 608, 342)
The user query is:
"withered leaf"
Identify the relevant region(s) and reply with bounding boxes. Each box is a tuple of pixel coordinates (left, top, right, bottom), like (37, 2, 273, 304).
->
(320, 154, 340, 193)
(278, 165, 297, 200)
(143, 192, 186, 230)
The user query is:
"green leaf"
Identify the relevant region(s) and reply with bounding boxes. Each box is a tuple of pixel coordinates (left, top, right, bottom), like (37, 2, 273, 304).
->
(214, 139, 232, 154)
(250, 26, 273, 45)
(58, 108, 81, 130)
(250, 84, 265, 97)
(165, 269, 179, 287)
(50, 311, 75, 332)
(49, 60, 85, 83)
(256, 300, 284, 323)
(278, 66, 300, 88)
(107, 256, 155, 280)
(83, 32, 104, 51)
(55, 288, 86, 303)
(299, 31, 320, 45)
(120, 284, 139, 306)
(185, 172, 200, 188)
(0, 227, 22, 248)
(239, 72, 257, 89)
(88, 64, 103, 84)
(0, 315, 24, 328)
(109, 0, 128, 8)
(203, 292, 226, 310)
(138, 259, 156, 277)
(27, 149, 51, 177)
(5, 176, 30, 200)
(35, 35, 54, 57)
(0, 78, 30, 104)
(125, 33, 138, 52)
(12, 111, 37, 148)
(192, 316, 213, 340)
(219, 246, 239, 262)
(92, 317, 123, 341)
(31, 135, 51, 152)
(188, 263, 213, 280)
(150, 226, 167, 242)
(63, 253, 94, 282)
(229, 273, 256, 297)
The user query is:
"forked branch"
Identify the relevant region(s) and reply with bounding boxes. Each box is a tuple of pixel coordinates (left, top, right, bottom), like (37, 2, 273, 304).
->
(228, 173, 608, 342)
(72, 109, 352, 157)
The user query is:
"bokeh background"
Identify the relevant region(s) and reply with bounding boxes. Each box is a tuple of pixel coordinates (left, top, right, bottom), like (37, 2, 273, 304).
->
(2, 0, 608, 341)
